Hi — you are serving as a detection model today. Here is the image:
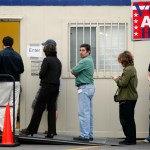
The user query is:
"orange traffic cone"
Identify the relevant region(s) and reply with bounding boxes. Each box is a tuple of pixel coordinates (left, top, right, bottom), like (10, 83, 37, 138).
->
(1, 104, 14, 144)
(0, 104, 20, 147)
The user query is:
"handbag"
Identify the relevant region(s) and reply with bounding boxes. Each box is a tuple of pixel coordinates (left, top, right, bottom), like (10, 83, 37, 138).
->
(114, 88, 119, 102)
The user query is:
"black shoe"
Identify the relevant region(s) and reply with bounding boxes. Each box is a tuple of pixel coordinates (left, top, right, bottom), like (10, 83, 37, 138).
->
(73, 136, 89, 142)
(45, 134, 54, 138)
(20, 128, 34, 136)
(119, 140, 136, 145)
(43, 131, 57, 135)
(90, 137, 93, 141)
(44, 131, 57, 135)
(43, 131, 48, 134)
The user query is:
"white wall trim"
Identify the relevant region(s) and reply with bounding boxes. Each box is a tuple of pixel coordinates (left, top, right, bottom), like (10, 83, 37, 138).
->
(0, 16, 22, 21)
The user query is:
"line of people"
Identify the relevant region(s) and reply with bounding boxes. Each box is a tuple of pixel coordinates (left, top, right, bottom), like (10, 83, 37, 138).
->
(0, 36, 149, 145)
(71, 45, 138, 145)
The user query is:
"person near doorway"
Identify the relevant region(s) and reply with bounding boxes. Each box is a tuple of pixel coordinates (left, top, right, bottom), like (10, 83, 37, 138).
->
(143, 64, 150, 143)
(71, 44, 95, 142)
(112, 51, 138, 145)
(20, 39, 62, 138)
(0, 36, 24, 133)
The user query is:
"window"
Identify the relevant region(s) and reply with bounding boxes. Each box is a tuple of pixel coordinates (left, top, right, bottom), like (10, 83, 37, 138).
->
(69, 22, 128, 78)
(70, 24, 96, 69)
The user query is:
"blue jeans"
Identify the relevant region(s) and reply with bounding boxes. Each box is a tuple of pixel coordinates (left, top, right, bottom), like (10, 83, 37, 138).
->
(78, 84, 95, 139)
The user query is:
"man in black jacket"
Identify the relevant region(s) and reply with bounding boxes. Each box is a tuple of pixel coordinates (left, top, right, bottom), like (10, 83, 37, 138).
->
(0, 36, 24, 133)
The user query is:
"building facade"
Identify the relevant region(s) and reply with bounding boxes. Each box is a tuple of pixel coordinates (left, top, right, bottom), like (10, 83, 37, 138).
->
(0, 0, 149, 138)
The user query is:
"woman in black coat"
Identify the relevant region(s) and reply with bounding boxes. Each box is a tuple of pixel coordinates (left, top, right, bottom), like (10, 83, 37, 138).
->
(20, 40, 62, 138)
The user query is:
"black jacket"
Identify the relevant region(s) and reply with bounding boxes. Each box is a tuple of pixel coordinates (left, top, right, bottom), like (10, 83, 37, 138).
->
(39, 54, 62, 86)
(0, 47, 24, 81)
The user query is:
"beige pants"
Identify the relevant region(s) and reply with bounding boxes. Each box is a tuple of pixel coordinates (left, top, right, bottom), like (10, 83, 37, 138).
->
(0, 82, 20, 131)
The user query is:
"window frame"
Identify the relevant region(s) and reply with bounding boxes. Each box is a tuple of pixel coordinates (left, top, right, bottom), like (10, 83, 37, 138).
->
(61, 18, 133, 79)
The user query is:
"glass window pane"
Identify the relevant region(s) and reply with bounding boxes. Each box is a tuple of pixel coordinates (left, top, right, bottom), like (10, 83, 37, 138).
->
(77, 27, 83, 62)
(70, 27, 76, 68)
(112, 26, 118, 48)
(91, 27, 96, 69)
(84, 27, 90, 44)
(98, 23, 127, 72)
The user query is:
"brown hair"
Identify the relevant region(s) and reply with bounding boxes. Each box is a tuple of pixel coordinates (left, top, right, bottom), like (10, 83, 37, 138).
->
(118, 51, 134, 67)
(43, 44, 56, 57)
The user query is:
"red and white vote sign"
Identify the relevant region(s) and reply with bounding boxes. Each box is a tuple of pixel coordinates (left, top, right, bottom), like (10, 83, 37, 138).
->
(132, 1, 150, 40)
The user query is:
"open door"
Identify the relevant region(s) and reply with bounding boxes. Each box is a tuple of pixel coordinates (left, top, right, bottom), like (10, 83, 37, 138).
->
(0, 21, 20, 129)
(0, 21, 20, 52)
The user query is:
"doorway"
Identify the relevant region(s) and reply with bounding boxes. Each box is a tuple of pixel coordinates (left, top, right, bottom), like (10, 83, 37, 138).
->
(0, 21, 20, 129)
(0, 21, 20, 52)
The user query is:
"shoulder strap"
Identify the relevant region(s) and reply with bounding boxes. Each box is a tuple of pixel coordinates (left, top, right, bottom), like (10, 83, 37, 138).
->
(115, 88, 119, 94)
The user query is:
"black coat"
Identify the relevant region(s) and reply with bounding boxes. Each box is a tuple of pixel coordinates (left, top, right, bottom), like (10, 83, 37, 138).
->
(0, 47, 24, 81)
(39, 54, 61, 86)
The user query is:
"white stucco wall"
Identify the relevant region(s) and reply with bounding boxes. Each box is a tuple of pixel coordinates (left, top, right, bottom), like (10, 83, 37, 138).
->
(0, 6, 149, 138)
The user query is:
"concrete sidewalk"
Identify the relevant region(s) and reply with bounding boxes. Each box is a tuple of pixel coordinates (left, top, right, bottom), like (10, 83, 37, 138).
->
(98, 141, 150, 150)
(0, 142, 149, 150)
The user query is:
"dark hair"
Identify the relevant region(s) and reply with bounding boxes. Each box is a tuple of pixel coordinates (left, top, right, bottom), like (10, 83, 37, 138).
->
(43, 44, 57, 57)
(2, 36, 14, 47)
(80, 44, 91, 51)
(118, 51, 134, 67)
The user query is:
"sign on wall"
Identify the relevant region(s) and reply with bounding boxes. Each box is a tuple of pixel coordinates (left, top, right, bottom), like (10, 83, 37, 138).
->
(132, 1, 150, 40)
(31, 61, 42, 76)
(27, 44, 42, 57)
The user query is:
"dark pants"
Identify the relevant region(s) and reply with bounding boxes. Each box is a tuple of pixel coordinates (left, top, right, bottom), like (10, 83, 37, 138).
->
(149, 104, 150, 137)
(27, 84, 59, 134)
(119, 100, 137, 142)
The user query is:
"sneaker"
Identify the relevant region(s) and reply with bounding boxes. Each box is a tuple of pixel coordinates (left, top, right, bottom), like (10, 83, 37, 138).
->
(143, 139, 150, 143)
(119, 140, 136, 145)
(73, 136, 89, 142)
